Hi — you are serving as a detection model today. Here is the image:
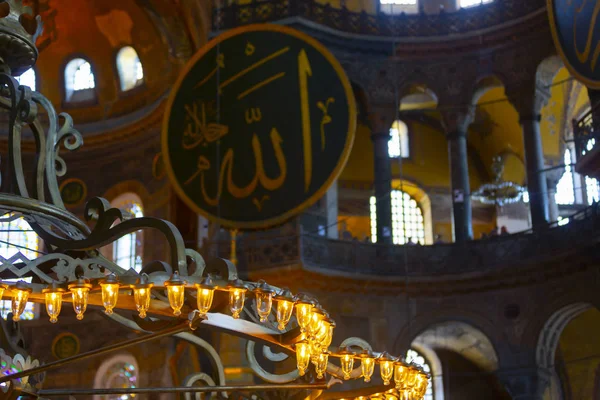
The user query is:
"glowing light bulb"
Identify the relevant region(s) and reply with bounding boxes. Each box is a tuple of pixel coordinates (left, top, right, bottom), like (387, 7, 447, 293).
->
(295, 340, 311, 376)
(360, 350, 375, 383)
(195, 276, 216, 316)
(68, 278, 92, 321)
(295, 300, 313, 332)
(165, 272, 186, 316)
(253, 280, 274, 323)
(42, 283, 65, 323)
(338, 348, 355, 380)
(226, 279, 247, 319)
(405, 366, 419, 389)
(316, 352, 329, 379)
(11, 281, 32, 322)
(131, 275, 154, 319)
(0, 283, 7, 301)
(99, 274, 120, 315)
(394, 362, 408, 389)
(274, 288, 294, 330)
(306, 307, 325, 337)
(320, 321, 335, 351)
(378, 353, 395, 385)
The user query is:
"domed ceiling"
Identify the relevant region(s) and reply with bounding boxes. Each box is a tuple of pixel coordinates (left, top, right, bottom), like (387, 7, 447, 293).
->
(22, 0, 208, 126)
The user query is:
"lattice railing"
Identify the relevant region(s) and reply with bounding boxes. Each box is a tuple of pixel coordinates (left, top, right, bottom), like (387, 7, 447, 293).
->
(212, 0, 546, 38)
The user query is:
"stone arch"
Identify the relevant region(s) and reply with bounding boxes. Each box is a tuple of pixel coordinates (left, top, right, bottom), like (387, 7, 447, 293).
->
(393, 309, 502, 370)
(411, 341, 445, 400)
(536, 302, 594, 370)
(398, 82, 439, 111)
(102, 180, 152, 212)
(471, 74, 505, 106)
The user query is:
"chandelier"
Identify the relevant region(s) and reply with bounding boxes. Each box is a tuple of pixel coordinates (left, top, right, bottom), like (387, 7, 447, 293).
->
(472, 156, 525, 206)
(0, 1, 429, 399)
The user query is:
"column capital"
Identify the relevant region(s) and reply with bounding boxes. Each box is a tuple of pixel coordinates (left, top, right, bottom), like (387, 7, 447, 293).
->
(506, 78, 551, 120)
(367, 105, 397, 134)
(440, 105, 476, 135)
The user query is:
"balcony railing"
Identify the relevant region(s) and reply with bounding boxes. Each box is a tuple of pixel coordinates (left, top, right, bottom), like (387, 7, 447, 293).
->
(202, 202, 600, 279)
(573, 104, 600, 159)
(212, 0, 545, 38)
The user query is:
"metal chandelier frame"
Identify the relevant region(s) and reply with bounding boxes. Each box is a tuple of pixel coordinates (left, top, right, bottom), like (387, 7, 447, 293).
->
(0, 1, 429, 399)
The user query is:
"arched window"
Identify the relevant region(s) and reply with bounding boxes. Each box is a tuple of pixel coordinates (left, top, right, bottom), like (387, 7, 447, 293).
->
(556, 149, 575, 205)
(0, 214, 38, 320)
(370, 190, 425, 244)
(64, 58, 96, 102)
(111, 194, 144, 272)
(16, 68, 36, 91)
(93, 353, 138, 400)
(459, 0, 493, 8)
(380, 0, 418, 15)
(116, 46, 144, 92)
(586, 176, 600, 204)
(406, 349, 434, 400)
(388, 120, 409, 158)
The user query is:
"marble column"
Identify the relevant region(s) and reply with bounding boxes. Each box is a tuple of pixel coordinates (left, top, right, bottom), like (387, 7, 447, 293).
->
(508, 83, 550, 230)
(325, 181, 339, 239)
(546, 168, 563, 223)
(521, 114, 549, 229)
(442, 108, 475, 243)
(369, 108, 395, 244)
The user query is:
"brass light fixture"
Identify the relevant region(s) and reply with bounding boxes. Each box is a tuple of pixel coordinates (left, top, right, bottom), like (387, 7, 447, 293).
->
(226, 279, 247, 319)
(131, 275, 154, 319)
(68, 278, 92, 321)
(316, 351, 329, 379)
(295, 339, 311, 376)
(359, 349, 375, 383)
(294, 298, 314, 332)
(195, 275, 216, 316)
(11, 281, 32, 321)
(337, 347, 355, 380)
(253, 280, 274, 323)
(165, 271, 186, 316)
(42, 282, 65, 323)
(378, 352, 395, 385)
(274, 287, 294, 330)
(99, 274, 120, 315)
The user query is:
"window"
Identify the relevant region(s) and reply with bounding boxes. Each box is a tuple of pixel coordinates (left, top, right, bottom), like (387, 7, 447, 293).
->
(388, 120, 409, 158)
(116, 46, 144, 92)
(406, 349, 434, 400)
(556, 149, 575, 205)
(16, 68, 36, 91)
(586, 176, 600, 204)
(112, 195, 144, 273)
(459, 0, 493, 8)
(0, 214, 39, 320)
(380, 0, 418, 15)
(370, 190, 424, 244)
(64, 58, 95, 102)
(94, 354, 138, 400)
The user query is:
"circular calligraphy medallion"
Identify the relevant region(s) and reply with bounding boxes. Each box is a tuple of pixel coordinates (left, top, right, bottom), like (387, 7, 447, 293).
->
(52, 332, 80, 360)
(547, 0, 600, 88)
(59, 178, 87, 208)
(162, 24, 356, 229)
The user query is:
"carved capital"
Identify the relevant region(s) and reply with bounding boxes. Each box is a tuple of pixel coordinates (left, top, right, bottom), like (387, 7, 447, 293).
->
(506, 79, 550, 121)
(440, 106, 476, 135)
(368, 105, 397, 135)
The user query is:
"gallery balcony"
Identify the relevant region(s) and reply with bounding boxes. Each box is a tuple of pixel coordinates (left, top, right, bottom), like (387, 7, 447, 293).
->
(212, 0, 545, 38)
(573, 105, 600, 179)
(202, 202, 600, 291)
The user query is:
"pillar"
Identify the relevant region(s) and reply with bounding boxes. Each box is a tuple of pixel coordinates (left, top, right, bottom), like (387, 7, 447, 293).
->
(508, 82, 550, 230)
(441, 108, 475, 242)
(546, 168, 563, 223)
(521, 115, 549, 229)
(325, 180, 339, 239)
(369, 107, 395, 244)
(497, 367, 552, 400)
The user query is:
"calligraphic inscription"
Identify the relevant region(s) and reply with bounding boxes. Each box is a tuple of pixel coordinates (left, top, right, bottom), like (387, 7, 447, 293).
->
(547, 0, 600, 88)
(162, 24, 356, 229)
(52, 332, 80, 360)
(59, 178, 87, 207)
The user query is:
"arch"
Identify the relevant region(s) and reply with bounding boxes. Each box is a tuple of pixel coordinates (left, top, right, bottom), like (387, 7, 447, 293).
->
(536, 55, 564, 89)
(471, 75, 504, 106)
(64, 57, 96, 103)
(388, 119, 409, 158)
(93, 353, 139, 400)
(116, 46, 144, 92)
(398, 83, 439, 111)
(393, 310, 503, 369)
(536, 302, 593, 370)
(407, 346, 440, 400)
(379, 0, 419, 15)
(16, 67, 36, 91)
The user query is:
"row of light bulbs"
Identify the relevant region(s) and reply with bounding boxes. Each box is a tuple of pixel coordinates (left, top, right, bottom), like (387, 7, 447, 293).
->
(0, 273, 429, 399)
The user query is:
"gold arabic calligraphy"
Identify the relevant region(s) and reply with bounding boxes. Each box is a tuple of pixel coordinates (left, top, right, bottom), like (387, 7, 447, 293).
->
(572, 0, 600, 71)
